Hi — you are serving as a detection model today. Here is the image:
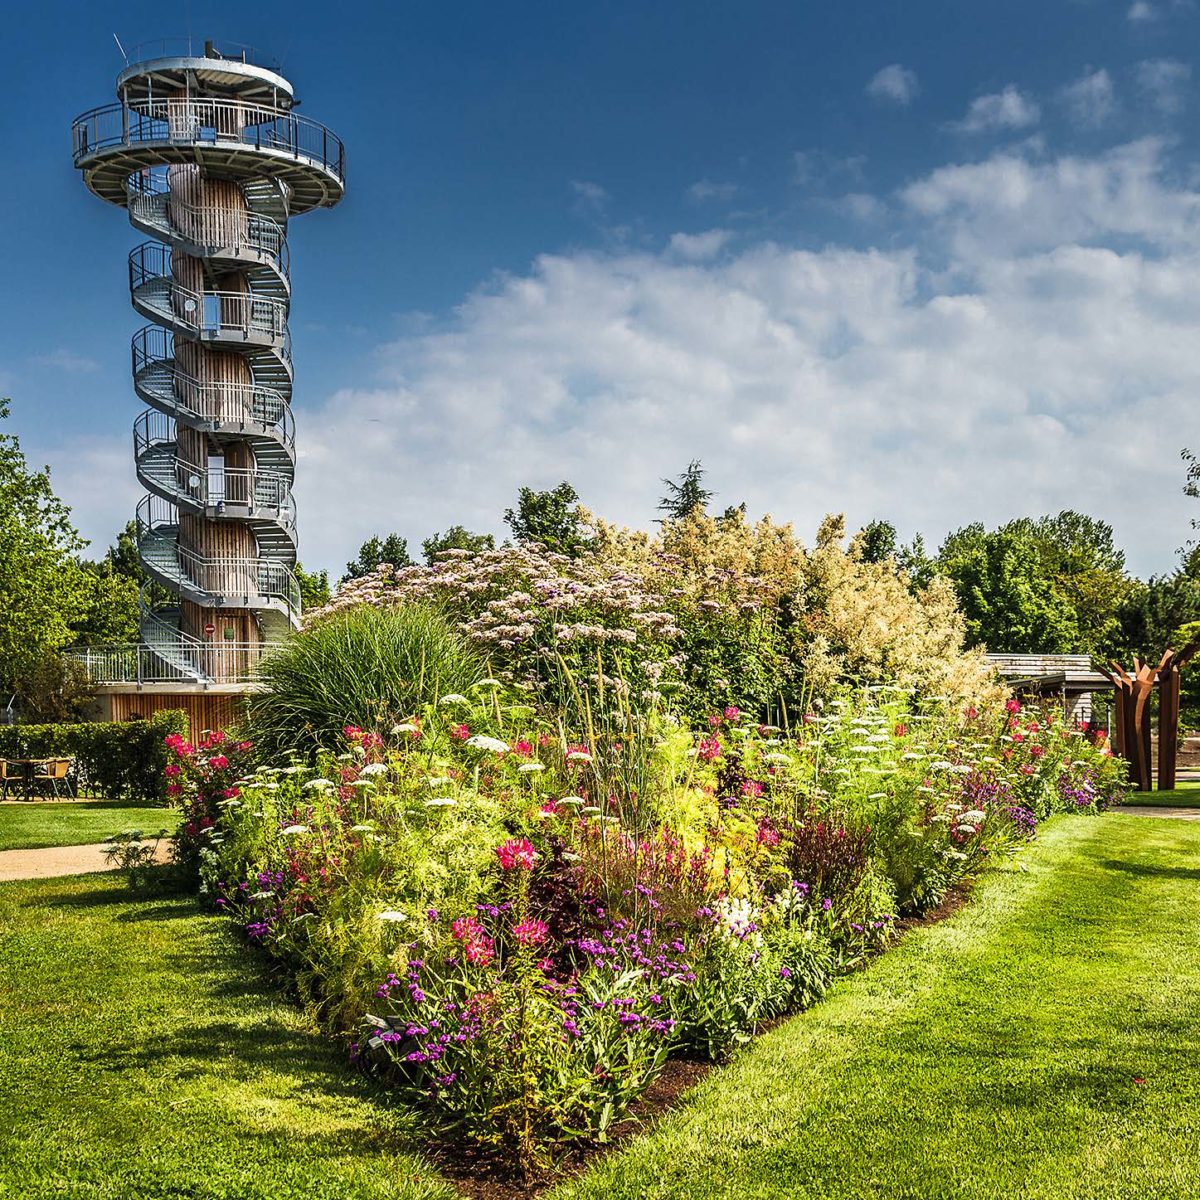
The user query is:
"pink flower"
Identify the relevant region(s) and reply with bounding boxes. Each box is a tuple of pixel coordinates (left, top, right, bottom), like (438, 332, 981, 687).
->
(756, 821, 780, 847)
(1005, 699, 1021, 714)
(964, 705, 979, 720)
(209, 755, 229, 770)
(723, 706, 740, 721)
(512, 739, 533, 757)
(166, 782, 182, 797)
(495, 837, 537, 871)
(450, 723, 470, 741)
(1030, 744, 1044, 758)
(697, 736, 722, 762)
(894, 723, 908, 738)
(512, 919, 549, 946)
(740, 779, 763, 798)
(708, 714, 722, 729)
(164, 764, 181, 777)
(343, 725, 363, 738)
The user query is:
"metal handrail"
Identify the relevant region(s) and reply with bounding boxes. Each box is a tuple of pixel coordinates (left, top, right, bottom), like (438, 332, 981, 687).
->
(67, 640, 280, 686)
(129, 243, 288, 342)
(126, 173, 290, 279)
(72, 98, 345, 184)
(133, 413, 296, 516)
(135, 497, 301, 616)
(123, 38, 282, 72)
(132, 326, 294, 437)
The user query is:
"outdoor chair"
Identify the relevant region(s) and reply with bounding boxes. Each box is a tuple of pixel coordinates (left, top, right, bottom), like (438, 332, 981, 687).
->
(0, 759, 8, 801)
(31, 759, 74, 800)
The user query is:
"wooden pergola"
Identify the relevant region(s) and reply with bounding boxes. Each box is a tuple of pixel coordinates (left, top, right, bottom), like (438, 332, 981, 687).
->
(1096, 645, 1197, 791)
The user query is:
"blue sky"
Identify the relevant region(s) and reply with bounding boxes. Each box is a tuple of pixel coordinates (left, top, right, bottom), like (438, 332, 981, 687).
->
(2, 0, 1198, 576)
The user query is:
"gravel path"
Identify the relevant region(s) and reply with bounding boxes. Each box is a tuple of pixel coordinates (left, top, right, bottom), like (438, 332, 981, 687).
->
(0, 840, 169, 883)
(1116, 806, 1200, 821)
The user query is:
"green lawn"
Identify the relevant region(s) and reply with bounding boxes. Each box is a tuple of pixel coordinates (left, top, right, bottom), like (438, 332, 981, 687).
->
(0, 873, 454, 1200)
(3, 818, 1199, 1200)
(0, 800, 180, 852)
(554, 815, 1200, 1200)
(1121, 779, 1200, 808)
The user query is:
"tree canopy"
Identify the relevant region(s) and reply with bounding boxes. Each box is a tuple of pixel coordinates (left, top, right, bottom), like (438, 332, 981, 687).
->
(342, 534, 413, 582)
(659, 460, 714, 521)
(504, 482, 593, 556)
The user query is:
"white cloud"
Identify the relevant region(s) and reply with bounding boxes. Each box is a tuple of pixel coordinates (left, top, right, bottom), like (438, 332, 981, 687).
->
(1135, 58, 1191, 114)
(1128, 1, 1158, 20)
(667, 230, 732, 261)
(1060, 68, 1116, 126)
(793, 150, 867, 187)
(952, 86, 1041, 133)
(570, 180, 609, 215)
(273, 138, 1200, 580)
(842, 193, 887, 221)
(31, 349, 101, 375)
(866, 64, 919, 106)
(685, 179, 740, 203)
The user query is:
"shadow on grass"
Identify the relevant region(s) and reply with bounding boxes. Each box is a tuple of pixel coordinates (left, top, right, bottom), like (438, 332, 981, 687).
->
(1099, 858, 1200, 881)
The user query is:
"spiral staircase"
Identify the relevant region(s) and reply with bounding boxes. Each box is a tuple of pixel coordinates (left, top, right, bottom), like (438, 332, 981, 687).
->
(70, 40, 344, 691)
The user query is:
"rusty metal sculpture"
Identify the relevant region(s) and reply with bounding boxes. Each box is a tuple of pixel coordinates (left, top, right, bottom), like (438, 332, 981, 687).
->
(1097, 644, 1197, 791)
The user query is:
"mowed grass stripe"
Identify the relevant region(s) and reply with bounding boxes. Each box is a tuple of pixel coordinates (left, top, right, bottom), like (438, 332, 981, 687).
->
(553, 816, 1200, 1200)
(0, 873, 454, 1200)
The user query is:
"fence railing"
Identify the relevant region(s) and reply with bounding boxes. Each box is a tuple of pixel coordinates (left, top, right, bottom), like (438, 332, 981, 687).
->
(67, 640, 280, 685)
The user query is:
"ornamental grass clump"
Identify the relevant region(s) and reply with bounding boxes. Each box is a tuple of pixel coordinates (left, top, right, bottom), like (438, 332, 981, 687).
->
(245, 603, 485, 758)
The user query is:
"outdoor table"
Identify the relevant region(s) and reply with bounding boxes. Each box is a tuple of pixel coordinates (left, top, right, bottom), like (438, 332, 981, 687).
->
(6, 759, 60, 801)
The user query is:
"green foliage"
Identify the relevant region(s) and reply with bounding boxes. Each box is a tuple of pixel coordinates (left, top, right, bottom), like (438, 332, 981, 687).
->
(245, 604, 485, 756)
(936, 512, 1133, 655)
(659, 460, 715, 521)
(854, 519, 898, 564)
(72, 561, 140, 645)
(937, 522, 1079, 652)
(7, 650, 93, 723)
(0, 399, 92, 690)
(0, 710, 187, 803)
(294, 562, 332, 611)
(504, 481, 593, 556)
(342, 534, 413, 582)
(422, 525, 496, 563)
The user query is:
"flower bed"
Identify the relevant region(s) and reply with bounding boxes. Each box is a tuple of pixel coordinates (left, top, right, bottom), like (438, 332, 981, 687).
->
(170, 688, 1124, 1181)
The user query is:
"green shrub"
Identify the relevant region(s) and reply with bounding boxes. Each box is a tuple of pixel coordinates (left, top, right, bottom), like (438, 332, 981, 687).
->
(0, 710, 187, 803)
(245, 604, 485, 757)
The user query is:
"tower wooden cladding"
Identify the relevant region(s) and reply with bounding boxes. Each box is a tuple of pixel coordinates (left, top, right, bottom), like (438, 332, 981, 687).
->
(72, 39, 344, 683)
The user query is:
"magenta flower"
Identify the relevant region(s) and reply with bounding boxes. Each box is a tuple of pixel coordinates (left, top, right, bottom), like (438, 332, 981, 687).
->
(512, 919, 549, 946)
(495, 838, 537, 871)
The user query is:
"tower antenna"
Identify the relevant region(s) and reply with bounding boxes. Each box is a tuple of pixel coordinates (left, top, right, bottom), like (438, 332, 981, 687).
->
(112, 33, 128, 63)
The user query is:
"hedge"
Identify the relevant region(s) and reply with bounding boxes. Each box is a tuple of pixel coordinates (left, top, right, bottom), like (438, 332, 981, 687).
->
(0, 711, 188, 804)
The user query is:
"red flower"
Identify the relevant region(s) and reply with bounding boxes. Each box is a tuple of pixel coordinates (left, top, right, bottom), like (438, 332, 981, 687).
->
(1005, 699, 1021, 714)
(209, 754, 229, 770)
(697, 736, 722, 762)
(512, 919, 549, 946)
(740, 779, 764, 798)
(1030, 744, 1044, 758)
(343, 725, 363, 738)
(495, 838, 537, 871)
(964, 705, 979, 720)
(450, 723, 470, 741)
(512, 739, 533, 757)
(894, 722, 908, 738)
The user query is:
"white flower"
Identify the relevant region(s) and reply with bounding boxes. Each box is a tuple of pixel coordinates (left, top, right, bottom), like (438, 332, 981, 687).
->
(582, 805, 602, 815)
(473, 678, 503, 689)
(558, 796, 585, 807)
(427, 776, 453, 787)
(961, 809, 987, 823)
(424, 797, 457, 808)
(566, 750, 593, 762)
(281, 824, 310, 836)
(350, 779, 374, 789)
(762, 752, 791, 763)
(359, 763, 389, 777)
(377, 910, 408, 922)
(282, 765, 307, 775)
(901, 751, 925, 760)
(350, 824, 374, 832)
(465, 735, 510, 754)
(390, 722, 419, 735)
(438, 694, 469, 705)
(518, 762, 545, 773)
(304, 778, 335, 790)
(868, 792, 887, 799)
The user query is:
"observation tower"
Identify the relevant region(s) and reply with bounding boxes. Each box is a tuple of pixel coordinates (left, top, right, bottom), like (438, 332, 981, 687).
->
(70, 39, 344, 724)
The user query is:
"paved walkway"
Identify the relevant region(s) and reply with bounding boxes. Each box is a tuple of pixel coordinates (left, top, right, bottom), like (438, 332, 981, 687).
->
(0, 840, 169, 883)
